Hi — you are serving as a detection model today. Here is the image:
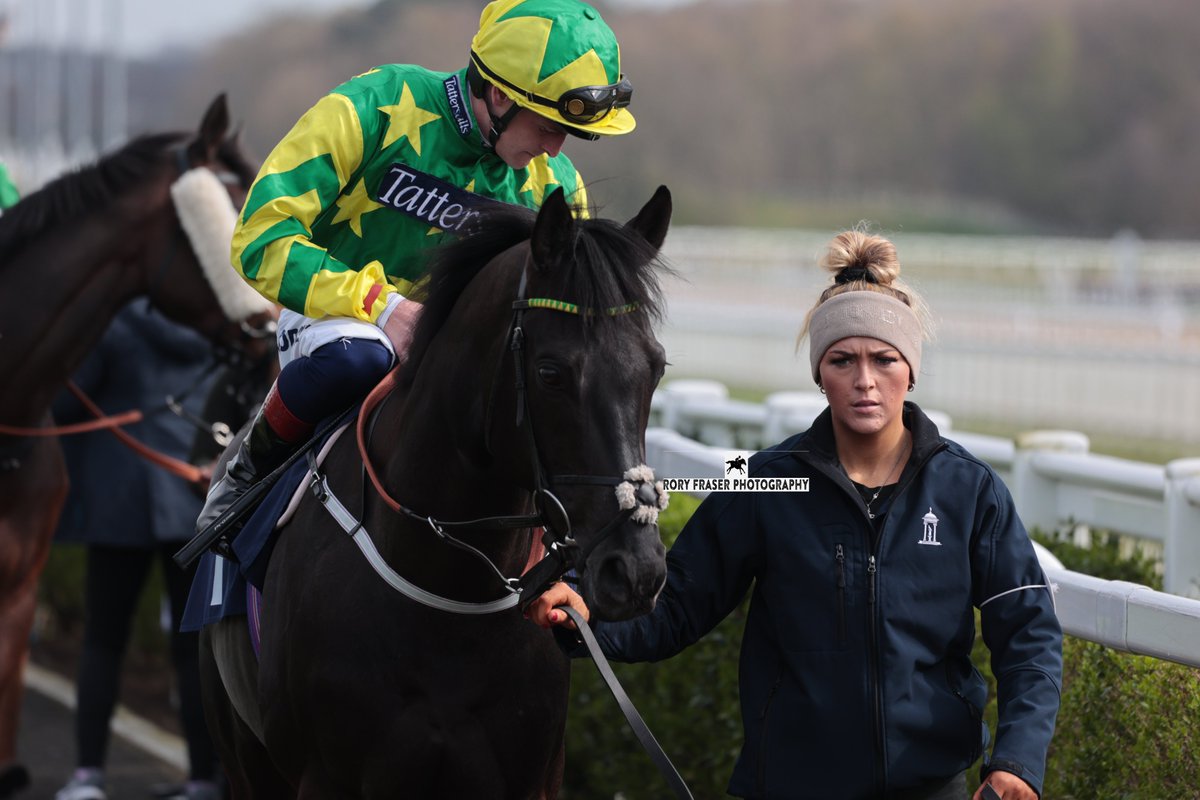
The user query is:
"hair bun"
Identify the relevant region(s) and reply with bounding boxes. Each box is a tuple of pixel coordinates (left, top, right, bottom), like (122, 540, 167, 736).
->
(819, 229, 900, 287)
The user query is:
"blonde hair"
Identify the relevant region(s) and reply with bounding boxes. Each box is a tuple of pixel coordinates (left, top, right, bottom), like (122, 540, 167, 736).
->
(798, 228, 933, 347)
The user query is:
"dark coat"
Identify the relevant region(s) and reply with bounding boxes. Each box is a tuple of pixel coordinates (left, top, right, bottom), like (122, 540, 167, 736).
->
(593, 403, 1062, 799)
(53, 300, 216, 547)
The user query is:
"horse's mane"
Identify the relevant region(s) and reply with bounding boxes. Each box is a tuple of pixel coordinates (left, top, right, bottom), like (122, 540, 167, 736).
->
(0, 132, 187, 258)
(399, 201, 667, 389)
(0, 130, 256, 261)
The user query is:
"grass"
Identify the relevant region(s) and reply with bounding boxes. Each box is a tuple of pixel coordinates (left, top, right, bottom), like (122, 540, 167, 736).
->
(950, 416, 1199, 465)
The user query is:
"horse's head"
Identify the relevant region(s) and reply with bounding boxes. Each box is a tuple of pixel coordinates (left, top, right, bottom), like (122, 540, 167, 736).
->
(484, 188, 673, 620)
(144, 94, 277, 363)
(396, 186, 672, 620)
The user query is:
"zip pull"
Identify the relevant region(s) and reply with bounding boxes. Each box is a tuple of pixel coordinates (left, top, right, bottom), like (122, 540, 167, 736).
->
(835, 544, 846, 588)
(867, 554, 877, 605)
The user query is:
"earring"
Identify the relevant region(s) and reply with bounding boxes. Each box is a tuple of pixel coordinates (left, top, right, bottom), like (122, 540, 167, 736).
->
(908, 383, 915, 392)
(818, 385, 826, 394)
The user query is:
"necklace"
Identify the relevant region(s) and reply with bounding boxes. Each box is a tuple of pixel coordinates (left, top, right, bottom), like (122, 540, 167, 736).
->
(859, 440, 910, 520)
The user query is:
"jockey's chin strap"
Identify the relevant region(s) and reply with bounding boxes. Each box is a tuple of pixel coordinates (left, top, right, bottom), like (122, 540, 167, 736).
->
(473, 71, 522, 150)
(336, 262, 664, 612)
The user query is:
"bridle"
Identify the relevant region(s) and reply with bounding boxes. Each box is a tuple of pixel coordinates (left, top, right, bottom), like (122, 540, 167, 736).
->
(332, 259, 665, 612)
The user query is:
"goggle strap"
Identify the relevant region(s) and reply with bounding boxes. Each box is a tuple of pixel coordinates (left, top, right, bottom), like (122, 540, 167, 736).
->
(470, 51, 626, 127)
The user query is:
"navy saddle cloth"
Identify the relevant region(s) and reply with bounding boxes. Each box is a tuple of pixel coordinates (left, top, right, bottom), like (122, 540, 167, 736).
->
(180, 421, 347, 632)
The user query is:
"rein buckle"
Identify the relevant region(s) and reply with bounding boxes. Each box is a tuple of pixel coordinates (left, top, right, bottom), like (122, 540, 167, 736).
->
(309, 474, 328, 503)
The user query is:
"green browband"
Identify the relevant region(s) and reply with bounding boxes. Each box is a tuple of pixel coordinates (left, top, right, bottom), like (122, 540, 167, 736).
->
(520, 298, 639, 316)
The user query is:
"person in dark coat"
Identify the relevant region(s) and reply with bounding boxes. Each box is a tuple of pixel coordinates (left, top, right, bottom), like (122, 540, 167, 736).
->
(532, 230, 1062, 800)
(51, 299, 222, 800)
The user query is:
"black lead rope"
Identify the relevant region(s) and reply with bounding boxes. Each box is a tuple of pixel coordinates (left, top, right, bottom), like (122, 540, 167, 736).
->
(561, 606, 695, 800)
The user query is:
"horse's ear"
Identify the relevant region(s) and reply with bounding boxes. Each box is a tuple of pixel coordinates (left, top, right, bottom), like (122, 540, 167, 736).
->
(530, 187, 575, 272)
(624, 185, 672, 251)
(189, 93, 231, 165)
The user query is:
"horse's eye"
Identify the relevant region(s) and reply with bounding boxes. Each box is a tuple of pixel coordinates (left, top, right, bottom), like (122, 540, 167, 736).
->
(537, 365, 562, 386)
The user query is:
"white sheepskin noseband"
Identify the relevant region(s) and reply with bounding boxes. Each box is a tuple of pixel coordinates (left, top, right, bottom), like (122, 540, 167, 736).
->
(170, 167, 275, 322)
(614, 464, 670, 525)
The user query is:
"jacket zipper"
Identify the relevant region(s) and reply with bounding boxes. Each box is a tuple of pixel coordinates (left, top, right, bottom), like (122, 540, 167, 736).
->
(951, 674, 985, 763)
(756, 674, 783, 796)
(867, 553, 884, 793)
(835, 543, 847, 646)
(860, 445, 946, 793)
(794, 420, 949, 797)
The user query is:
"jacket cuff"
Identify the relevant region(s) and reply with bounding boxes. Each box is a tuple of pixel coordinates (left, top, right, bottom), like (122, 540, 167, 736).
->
(375, 292, 406, 329)
(980, 760, 1040, 798)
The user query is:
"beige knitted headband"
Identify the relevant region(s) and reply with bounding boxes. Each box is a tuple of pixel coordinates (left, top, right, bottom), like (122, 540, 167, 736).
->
(808, 291, 922, 386)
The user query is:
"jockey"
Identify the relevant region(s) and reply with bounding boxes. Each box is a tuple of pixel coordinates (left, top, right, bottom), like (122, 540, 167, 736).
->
(196, 0, 636, 540)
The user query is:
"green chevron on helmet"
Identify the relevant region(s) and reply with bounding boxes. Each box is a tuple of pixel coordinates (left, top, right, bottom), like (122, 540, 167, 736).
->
(470, 0, 635, 137)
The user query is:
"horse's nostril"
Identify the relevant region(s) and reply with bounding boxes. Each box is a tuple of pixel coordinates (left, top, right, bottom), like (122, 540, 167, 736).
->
(597, 554, 631, 597)
(587, 551, 665, 621)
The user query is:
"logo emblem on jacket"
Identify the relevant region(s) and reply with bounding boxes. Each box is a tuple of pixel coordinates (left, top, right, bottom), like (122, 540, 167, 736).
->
(918, 507, 942, 546)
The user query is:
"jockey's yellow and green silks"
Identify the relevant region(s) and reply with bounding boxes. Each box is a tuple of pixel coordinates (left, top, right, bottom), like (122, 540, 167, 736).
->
(231, 65, 588, 323)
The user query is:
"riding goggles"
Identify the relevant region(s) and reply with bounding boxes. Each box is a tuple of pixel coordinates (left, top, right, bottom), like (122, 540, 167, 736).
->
(470, 52, 632, 126)
(550, 78, 633, 125)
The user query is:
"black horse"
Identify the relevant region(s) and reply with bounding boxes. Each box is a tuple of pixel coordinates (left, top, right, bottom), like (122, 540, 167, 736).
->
(200, 186, 674, 798)
(726, 455, 747, 475)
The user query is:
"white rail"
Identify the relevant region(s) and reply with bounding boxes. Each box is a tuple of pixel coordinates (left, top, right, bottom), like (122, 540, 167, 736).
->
(656, 227, 1200, 445)
(646, 381, 1200, 667)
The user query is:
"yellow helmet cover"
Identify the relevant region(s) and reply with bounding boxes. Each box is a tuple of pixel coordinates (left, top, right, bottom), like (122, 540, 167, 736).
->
(471, 0, 635, 136)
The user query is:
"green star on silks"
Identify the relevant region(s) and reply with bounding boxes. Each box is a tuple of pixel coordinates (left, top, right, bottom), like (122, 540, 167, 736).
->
(492, 0, 621, 86)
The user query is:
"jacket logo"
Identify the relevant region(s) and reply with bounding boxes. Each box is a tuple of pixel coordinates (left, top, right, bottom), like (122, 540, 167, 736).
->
(443, 74, 472, 137)
(374, 163, 507, 235)
(918, 508, 942, 546)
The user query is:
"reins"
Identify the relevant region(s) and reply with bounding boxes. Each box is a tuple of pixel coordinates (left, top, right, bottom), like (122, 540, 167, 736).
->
(0, 402, 141, 437)
(562, 606, 695, 800)
(62, 381, 207, 485)
(0, 383, 203, 483)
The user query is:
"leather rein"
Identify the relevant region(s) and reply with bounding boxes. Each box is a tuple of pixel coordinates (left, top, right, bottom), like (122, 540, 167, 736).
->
(0, 378, 212, 484)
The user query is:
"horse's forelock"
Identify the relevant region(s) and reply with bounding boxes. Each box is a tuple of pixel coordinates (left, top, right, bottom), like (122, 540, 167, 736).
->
(560, 217, 668, 326)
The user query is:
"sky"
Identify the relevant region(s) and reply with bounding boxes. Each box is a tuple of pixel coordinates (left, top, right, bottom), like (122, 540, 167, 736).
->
(0, 0, 699, 59)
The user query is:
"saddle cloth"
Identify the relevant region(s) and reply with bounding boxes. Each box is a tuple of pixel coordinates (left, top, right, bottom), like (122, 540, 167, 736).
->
(179, 420, 350, 634)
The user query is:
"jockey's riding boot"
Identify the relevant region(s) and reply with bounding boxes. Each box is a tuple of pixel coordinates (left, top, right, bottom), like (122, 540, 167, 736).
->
(194, 385, 304, 543)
